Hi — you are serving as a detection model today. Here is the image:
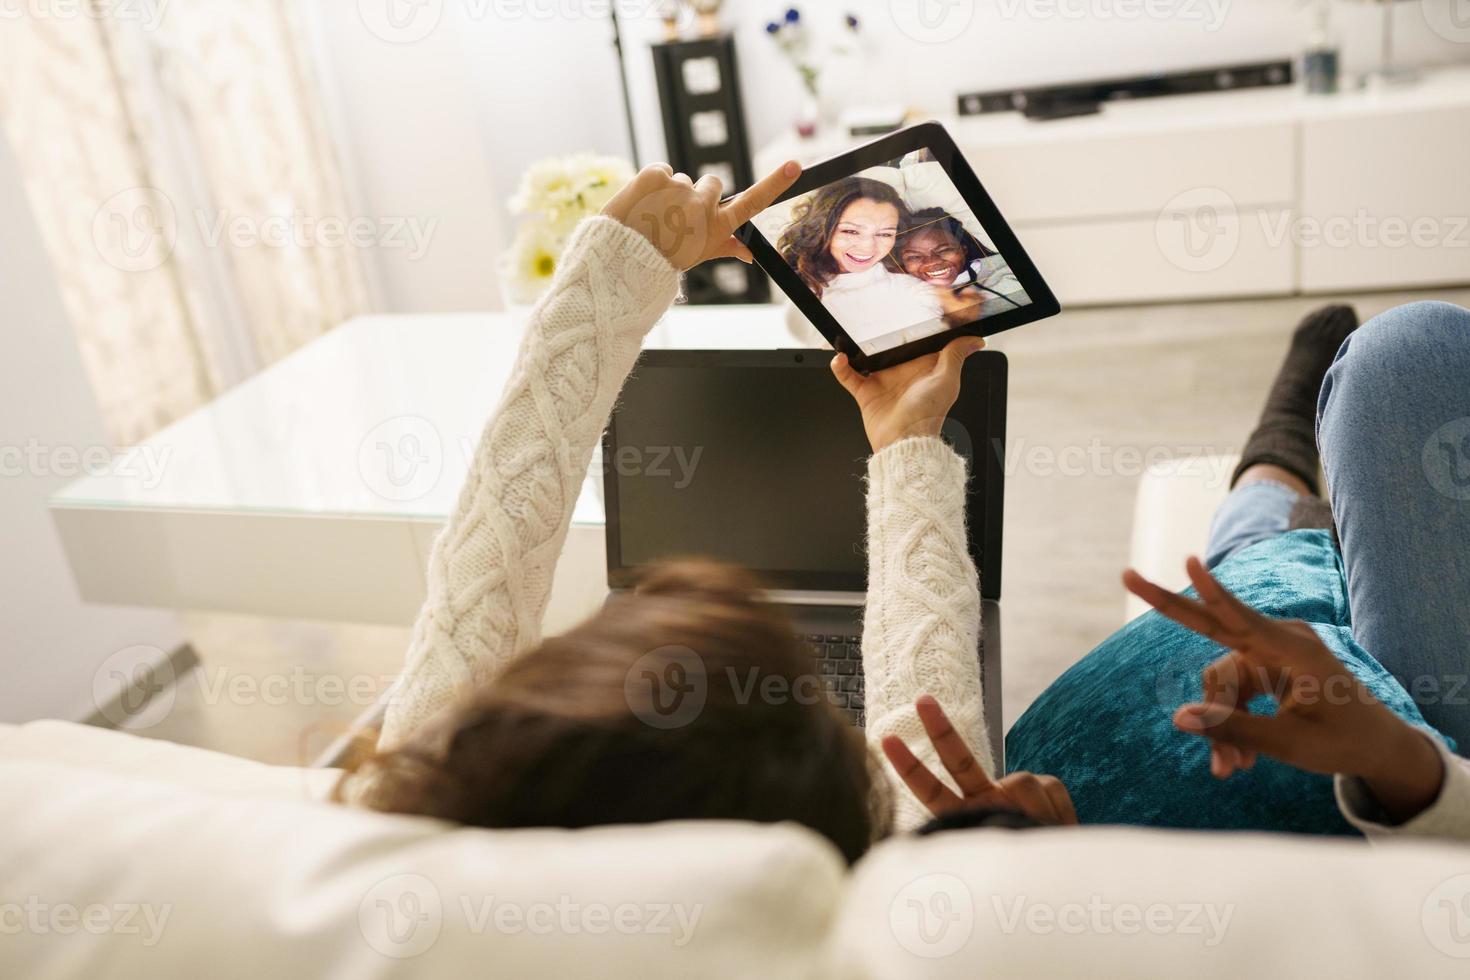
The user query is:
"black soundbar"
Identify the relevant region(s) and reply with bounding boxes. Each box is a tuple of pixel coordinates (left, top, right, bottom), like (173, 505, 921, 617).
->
(957, 59, 1294, 118)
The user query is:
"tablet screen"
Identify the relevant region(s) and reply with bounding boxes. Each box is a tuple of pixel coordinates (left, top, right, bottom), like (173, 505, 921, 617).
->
(749, 150, 1034, 356)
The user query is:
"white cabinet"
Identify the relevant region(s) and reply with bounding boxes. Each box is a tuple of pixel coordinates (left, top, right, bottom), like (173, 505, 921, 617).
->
(1300, 101, 1470, 293)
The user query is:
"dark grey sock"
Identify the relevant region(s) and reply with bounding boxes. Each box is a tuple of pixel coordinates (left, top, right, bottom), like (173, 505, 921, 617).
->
(1232, 304, 1360, 494)
(1288, 495, 1340, 549)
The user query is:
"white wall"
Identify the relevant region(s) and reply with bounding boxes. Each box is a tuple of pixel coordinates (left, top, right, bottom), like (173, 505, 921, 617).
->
(306, 0, 509, 313)
(452, 5, 639, 212)
(0, 132, 183, 724)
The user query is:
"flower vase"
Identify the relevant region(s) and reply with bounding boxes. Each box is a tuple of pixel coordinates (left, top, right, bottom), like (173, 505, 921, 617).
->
(795, 89, 820, 139)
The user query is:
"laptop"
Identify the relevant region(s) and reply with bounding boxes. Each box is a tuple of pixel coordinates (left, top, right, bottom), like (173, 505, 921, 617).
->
(602, 349, 1005, 758)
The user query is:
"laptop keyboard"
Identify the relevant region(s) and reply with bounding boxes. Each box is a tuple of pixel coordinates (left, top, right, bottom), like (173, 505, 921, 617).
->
(802, 633, 865, 728)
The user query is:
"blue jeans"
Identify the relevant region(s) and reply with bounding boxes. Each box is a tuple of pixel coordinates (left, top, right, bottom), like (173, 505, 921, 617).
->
(1204, 301, 1470, 748)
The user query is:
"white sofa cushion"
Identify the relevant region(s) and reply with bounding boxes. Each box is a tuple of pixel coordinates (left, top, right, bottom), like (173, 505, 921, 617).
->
(831, 826, 1470, 978)
(0, 719, 338, 801)
(0, 755, 845, 980)
(1125, 454, 1239, 623)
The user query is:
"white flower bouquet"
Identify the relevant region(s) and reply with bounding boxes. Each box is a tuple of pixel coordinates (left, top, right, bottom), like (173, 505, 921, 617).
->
(501, 153, 635, 304)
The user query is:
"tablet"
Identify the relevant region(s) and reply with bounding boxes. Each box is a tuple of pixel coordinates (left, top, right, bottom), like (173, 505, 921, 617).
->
(735, 122, 1060, 372)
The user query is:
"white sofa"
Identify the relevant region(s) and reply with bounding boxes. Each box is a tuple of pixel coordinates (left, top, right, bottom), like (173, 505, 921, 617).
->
(4, 718, 1470, 978)
(1124, 454, 1238, 623)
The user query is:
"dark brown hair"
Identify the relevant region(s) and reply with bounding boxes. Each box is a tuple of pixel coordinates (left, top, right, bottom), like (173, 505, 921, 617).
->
(777, 176, 912, 298)
(342, 560, 888, 863)
(897, 207, 996, 270)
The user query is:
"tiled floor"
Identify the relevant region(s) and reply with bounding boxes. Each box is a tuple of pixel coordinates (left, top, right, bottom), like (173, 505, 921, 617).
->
(133, 287, 1470, 765)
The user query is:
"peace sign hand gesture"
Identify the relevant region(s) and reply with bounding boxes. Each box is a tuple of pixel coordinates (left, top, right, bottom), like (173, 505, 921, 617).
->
(881, 695, 1078, 826)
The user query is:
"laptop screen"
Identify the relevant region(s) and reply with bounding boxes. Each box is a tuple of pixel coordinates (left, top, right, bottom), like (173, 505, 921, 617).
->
(605, 354, 870, 590)
(603, 349, 1005, 596)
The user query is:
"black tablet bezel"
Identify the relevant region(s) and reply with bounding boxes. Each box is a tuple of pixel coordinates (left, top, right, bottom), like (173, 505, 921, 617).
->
(734, 121, 1060, 373)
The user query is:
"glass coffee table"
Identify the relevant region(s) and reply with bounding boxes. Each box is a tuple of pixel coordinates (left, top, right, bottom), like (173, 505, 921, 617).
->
(50, 305, 798, 636)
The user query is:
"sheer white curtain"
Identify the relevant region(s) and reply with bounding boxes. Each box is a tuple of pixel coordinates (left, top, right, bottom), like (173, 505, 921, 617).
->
(0, 1, 370, 443)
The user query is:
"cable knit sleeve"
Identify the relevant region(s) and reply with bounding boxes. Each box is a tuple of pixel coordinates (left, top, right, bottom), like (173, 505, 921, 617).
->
(376, 217, 680, 749)
(862, 435, 992, 832)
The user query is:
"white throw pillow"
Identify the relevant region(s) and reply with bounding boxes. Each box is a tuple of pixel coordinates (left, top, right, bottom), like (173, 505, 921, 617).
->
(0, 758, 845, 980)
(829, 825, 1470, 979)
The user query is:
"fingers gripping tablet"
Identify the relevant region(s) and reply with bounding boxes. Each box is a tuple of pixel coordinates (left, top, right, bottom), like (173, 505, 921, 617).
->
(734, 123, 1060, 373)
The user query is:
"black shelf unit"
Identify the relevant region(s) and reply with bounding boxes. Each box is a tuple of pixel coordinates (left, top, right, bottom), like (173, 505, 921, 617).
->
(651, 34, 769, 305)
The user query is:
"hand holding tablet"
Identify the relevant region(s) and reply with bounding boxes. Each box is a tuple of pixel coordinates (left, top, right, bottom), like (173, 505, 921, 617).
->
(734, 123, 1060, 372)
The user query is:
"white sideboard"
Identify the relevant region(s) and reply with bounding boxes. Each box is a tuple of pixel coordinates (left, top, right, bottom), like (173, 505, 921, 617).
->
(757, 66, 1470, 306)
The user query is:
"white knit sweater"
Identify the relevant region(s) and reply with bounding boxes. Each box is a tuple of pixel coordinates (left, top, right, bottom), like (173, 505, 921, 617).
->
(369, 216, 992, 832)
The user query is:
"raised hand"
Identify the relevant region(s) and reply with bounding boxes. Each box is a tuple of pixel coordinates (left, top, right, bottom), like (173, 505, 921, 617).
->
(882, 695, 1078, 826)
(830, 335, 986, 453)
(601, 160, 801, 270)
(1123, 557, 1445, 822)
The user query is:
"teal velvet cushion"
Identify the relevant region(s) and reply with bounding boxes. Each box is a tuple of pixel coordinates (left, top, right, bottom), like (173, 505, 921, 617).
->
(1004, 529, 1452, 835)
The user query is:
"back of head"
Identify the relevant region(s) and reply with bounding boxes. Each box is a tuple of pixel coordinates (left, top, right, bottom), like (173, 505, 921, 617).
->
(349, 560, 886, 863)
